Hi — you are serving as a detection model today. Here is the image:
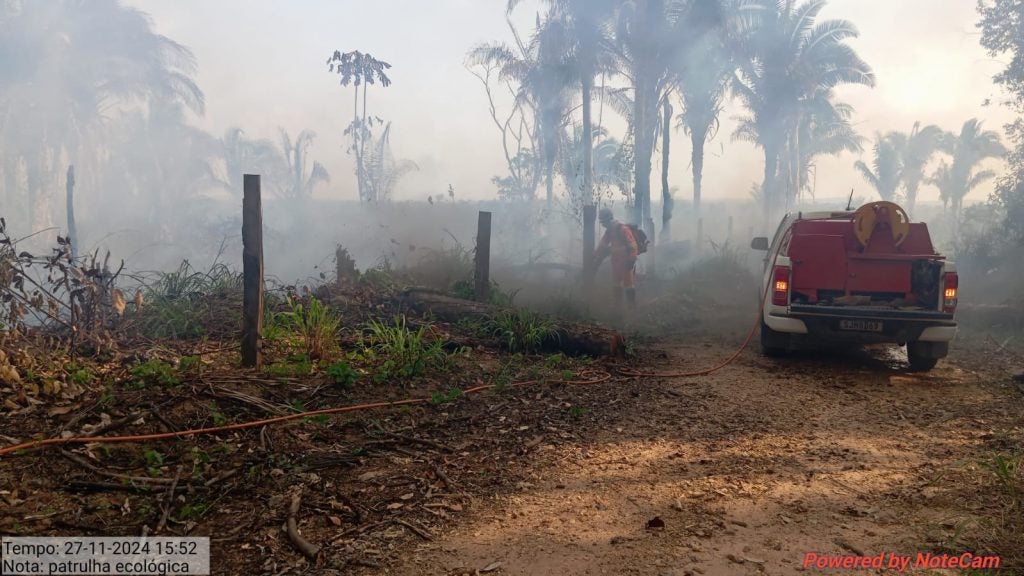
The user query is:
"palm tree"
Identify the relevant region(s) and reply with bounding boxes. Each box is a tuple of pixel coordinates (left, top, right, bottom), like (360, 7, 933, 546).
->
(327, 50, 392, 202)
(798, 98, 863, 197)
(559, 124, 632, 204)
(469, 10, 575, 207)
(509, 0, 618, 209)
(668, 0, 734, 226)
(362, 122, 418, 202)
(935, 118, 1006, 229)
(614, 0, 679, 228)
(732, 0, 875, 221)
(218, 128, 286, 196)
(897, 122, 944, 216)
(0, 0, 204, 230)
(854, 132, 904, 202)
(278, 129, 330, 202)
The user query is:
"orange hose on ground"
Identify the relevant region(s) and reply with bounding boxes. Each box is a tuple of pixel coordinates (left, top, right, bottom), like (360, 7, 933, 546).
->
(618, 250, 779, 379)
(0, 370, 611, 458)
(616, 311, 760, 378)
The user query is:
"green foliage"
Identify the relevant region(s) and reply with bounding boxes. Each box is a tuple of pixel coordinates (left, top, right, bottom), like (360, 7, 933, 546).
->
(326, 361, 358, 387)
(178, 355, 200, 374)
(488, 308, 558, 353)
(363, 315, 450, 383)
(266, 354, 313, 378)
(979, 453, 1021, 501)
(451, 279, 517, 306)
(544, 353, 565, 369)
(135, 261, 243, 339)
(209, 406, 228, 427)
(275, 297, 341, 360)
(567, 405, 586, 419)
(142, 448, 164, 476)
(129, 359, 179, 388)
(66, 362, 94, 385)
(431, 386, 463, 405)
(177, 503, 210, 521)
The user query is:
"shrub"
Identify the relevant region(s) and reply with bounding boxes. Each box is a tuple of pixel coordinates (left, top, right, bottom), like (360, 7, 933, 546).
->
(275, 297, 341, 360)
(363, 316, 449, 383)
(488, 308, 558, 353)
(129, 359, 179, 388)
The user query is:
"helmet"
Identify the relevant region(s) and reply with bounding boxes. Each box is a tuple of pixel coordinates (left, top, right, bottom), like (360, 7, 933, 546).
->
(598, 207, 614, 224)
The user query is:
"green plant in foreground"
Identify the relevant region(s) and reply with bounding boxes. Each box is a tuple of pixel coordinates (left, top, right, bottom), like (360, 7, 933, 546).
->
(431, 386, 463, 404)
(488, 308, 558, 353)
(276, 297, 341, 360)
(266, 354, 313, 377)
(326, 361, 358, 387)
(66, 362, 94, 385)
(364, 315, 450, 383)
(178, 503, 209, 521)
(129, 359, 179, 388)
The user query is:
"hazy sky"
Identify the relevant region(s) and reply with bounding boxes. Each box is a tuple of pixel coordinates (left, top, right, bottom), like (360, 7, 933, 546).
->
(129, 0, 1016, 206)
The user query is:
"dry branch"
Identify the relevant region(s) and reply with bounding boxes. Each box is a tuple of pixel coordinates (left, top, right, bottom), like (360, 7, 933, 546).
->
(286, 493, 321, 560)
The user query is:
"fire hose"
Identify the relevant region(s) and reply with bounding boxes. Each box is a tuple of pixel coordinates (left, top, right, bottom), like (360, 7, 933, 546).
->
(0, 256, 778, 458)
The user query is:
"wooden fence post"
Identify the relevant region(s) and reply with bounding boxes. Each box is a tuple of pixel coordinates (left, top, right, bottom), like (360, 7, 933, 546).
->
(242, 174, 264, 368)
(583, 204, 596, 289)
(474, 211, 492, 302)
(66, 165, 78, 259)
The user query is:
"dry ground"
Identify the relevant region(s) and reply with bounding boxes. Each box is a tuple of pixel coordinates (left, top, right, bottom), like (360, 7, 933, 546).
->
(385, 340, 1024, 576)
(1, 325, 1021, 576)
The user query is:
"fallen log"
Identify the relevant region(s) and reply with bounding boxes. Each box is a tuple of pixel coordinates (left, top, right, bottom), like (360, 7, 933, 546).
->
(400, 288, 624, 357)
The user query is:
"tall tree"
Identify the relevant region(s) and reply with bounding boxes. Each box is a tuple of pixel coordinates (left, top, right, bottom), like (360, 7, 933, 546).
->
(792, 97, 863, 201)
(854, 132, 904, 202)
(978, 0, 1024, 242)
(897, 122, 944, 215)
(614, 0, 684, 229)
(469, 10, 575, 207)
(671, 0, 733, 223)
(732, 0, 874, 222)
(935, 118, 1006, 229)
(467, 19, 543, 202)
(509, 0, 619, 208)
(327, 50, 392, 202)
(0, 0, 204, 231)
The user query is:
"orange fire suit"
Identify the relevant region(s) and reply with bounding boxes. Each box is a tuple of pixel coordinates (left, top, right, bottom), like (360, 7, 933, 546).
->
(595, 221, 638, 288)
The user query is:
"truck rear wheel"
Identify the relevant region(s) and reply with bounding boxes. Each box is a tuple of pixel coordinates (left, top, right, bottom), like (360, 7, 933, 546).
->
(907, 341, 947, 371)
(760, 320, 789, 357)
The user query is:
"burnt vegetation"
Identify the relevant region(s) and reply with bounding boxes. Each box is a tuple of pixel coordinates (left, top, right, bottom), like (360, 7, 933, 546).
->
(0, 0, 1022, 574)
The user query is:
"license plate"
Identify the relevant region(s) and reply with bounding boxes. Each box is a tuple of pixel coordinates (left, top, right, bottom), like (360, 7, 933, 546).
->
(839, 319, 883, 332)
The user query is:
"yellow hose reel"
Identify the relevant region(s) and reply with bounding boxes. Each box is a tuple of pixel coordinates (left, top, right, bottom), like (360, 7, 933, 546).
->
(852, 201, 910, 248)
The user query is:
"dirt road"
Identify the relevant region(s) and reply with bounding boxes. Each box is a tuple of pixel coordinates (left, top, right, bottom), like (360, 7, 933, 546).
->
(387, 342, 1023, 576)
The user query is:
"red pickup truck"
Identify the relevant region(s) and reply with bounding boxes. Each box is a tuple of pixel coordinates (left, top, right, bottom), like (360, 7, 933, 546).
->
(750, 202, 958, 371)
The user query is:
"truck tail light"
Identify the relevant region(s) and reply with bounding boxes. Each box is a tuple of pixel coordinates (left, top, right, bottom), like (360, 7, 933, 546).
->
(943, 272, 958, 313)
(772, 266, 790, 306)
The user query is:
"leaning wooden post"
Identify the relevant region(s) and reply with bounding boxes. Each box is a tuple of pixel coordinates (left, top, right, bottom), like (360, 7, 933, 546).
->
(242, 174, 264, 368)
(582, 204, 596, 290)
(66, 165, 78, 259)
(474, 211, 492, 302)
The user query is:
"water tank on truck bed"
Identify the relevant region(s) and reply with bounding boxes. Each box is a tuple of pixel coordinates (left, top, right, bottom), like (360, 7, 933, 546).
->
(750, 201, 958, 371)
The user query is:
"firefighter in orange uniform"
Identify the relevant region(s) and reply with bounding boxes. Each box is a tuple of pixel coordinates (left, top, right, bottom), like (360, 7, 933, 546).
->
(593, 207, 638, 307)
